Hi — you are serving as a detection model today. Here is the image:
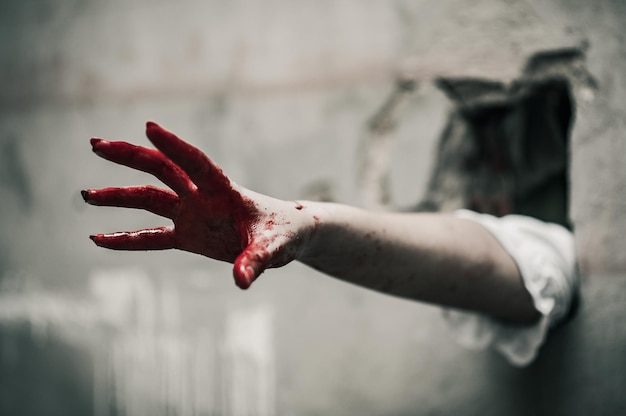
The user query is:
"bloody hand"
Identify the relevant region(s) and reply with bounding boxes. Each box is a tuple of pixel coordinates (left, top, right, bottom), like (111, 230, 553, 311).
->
(83, 122, 311, 289)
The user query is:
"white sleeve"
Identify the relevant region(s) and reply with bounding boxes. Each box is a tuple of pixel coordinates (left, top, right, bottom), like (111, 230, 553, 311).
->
(442, 209, 579, 367)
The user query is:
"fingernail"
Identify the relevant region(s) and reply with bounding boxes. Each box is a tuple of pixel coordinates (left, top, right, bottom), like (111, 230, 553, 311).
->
(235, 264, 254, 289)
(90, 138, 109, 158)
(81, 190, 90, 202)
(90, 139, 100, 153)
(89, 234, 105, 247)
(90, 138, 103, 148)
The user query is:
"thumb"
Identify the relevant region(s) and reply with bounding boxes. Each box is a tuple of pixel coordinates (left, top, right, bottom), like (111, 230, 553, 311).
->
(233, 246, 271, 289)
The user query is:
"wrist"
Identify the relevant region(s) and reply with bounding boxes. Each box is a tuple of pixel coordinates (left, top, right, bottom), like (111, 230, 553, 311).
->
(292, 201, 364, 263)
(289, 200, 328, 261)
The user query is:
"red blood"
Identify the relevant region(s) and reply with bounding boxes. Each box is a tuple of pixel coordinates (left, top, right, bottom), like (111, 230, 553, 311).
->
(262, 212, 278, 230)
(90, 226, 175, 250)
(82, 186, 179, 219)
(86, 121, 269, 289)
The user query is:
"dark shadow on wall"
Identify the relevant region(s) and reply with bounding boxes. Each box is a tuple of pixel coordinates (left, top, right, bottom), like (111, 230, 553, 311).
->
(477, 274, 626, 416)
(0, 324, 94, 416)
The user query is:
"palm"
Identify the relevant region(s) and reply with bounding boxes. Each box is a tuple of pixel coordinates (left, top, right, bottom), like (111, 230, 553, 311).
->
(84, 122, 289, 288)
(174, 189, 246, 261)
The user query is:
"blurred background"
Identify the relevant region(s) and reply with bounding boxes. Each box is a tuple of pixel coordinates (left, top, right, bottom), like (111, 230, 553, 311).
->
(0, 0, 625, 415)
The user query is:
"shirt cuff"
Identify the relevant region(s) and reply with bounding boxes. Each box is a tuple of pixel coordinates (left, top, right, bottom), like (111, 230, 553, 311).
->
(442, 210, 579, 366)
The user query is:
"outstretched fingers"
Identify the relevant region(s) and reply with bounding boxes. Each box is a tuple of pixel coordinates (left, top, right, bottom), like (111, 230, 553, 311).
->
(90, 138, 195, 196)
(90, 226, 176, 251)
(82, 186, 179, 219)
(145, 122, 230, 192)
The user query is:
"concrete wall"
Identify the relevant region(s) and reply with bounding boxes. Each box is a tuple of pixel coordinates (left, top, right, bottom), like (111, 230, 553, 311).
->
(0, 0, 624, 415)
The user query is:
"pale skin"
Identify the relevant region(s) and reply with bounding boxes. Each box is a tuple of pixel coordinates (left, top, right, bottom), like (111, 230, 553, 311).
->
(83, 122, 540, 325)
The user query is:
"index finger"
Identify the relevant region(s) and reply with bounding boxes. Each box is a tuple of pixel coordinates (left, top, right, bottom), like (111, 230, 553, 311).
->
(90, 138, 196, 197)
(145, 122, 231, 192)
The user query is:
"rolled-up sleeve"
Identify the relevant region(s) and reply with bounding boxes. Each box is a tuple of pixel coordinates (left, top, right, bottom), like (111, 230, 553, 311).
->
(443, 210, 579, 367)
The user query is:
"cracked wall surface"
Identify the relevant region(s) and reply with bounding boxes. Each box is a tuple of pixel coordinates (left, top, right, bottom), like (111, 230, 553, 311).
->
(0, 0, 625, 415)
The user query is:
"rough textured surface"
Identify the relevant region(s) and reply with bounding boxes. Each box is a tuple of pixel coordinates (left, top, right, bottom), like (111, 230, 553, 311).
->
(416, 53, 579, 229)
(0, 0, 625, 415)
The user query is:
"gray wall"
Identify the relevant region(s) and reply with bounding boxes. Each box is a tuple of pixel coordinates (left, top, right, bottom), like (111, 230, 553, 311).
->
(0, 0, 624, 415)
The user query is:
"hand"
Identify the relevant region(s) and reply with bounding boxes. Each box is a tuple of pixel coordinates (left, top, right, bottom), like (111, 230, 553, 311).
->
(83, 122, 315, 289)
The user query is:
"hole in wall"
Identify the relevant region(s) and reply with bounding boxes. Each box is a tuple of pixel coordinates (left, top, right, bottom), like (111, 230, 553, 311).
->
(357, 48, 595, 224)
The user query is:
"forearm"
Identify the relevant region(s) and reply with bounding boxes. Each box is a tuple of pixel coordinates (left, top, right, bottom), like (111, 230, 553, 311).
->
(296, 202, 540, 324)
(83, 123, 539, 323)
